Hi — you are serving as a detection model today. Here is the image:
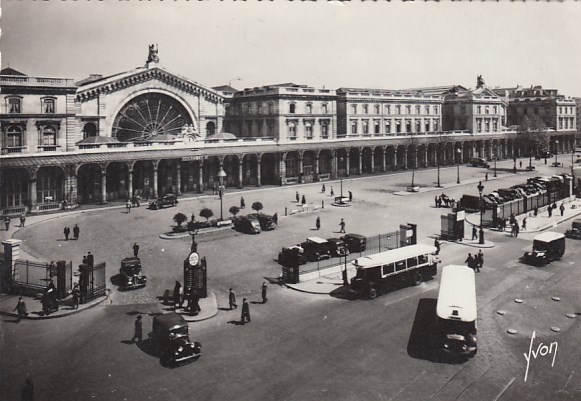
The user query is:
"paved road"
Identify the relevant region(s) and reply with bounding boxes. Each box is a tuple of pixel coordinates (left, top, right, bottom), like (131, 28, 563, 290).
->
(2, 159, 580, 401)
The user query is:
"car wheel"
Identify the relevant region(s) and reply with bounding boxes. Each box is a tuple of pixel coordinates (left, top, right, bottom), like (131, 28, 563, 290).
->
(368, 287, 378, 300)
(413, 272, 422, 286)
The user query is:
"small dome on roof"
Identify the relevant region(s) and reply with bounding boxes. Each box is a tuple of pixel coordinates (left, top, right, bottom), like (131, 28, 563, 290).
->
(206, 132, 237, 140)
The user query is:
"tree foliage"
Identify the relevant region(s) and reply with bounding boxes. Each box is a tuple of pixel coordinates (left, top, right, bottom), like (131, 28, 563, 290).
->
(251, 201, 264, 213)
(199, 208, 214, 221)
(173, 212, 188, 227)
(516, 115, 548, 158)
(229, 206, 240, 217)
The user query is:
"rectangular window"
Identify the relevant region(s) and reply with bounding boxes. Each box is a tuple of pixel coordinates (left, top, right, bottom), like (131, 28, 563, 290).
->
(406, 105, 411, 115)
(321, 122, 329, 138)
(425, 105, 430, 115)
(477, 106, 482, 114)
(322, 104, 328, 114)
(492, 119, 498, 131)
(351, 104, 357, 114)
(416, 105, 421, 115)
(418, 254, 428, 265)
(306, 104, 312, 114)
(477, 119, 482, 131)
(351, 120, 357, 134)
(416, 120, 421, 132)
(374, 104, 380, 114)
(425, 121, 430, 132)
(407, 257, 418, 268)
(485, 119, 490, 132)
(290, 104, 296, 114)
(433, 120, 439, 131)
(43, 99, 55, 114)
(362, 120, 369, 134)
(494, 105, 498, 114)
(363, 105, 368, 114)
(374, 121, 380, 134)
(385, 121, 391, 134)
(396, 120, 401, 133)
(434, 105, 439, 114)
(485, 106, 490, 115)
(268, 103, 274, 114)
(395, 261, 406, 272)
(8, 98, 21, 114)
(385, 105, 391, 114)
(396, 105, 401, 115)
(305, 124, 313, 139)
(289, 123, 296, 137)
(382, 263, 395, 276)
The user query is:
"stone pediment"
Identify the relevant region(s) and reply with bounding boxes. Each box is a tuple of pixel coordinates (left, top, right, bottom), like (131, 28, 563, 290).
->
(76, 65, 223, 104)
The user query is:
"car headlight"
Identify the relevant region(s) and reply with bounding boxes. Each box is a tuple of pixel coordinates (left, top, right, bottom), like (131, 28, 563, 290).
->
(174, 352, 179, 356)
(178, 346, 184, 352)
(443, 343, 449, 349)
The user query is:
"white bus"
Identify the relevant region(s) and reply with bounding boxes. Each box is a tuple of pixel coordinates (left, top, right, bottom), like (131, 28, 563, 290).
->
(435, 265, 477, 358)
(350, 244, 440, 299)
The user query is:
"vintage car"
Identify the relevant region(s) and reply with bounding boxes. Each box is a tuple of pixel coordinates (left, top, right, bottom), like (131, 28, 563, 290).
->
(151, 314, 201, 367)
(565, 219, 581, 240)
(148, 193, 178, 210)
(326, 238, 349, 257)
(253, 214, 277, 231)
(278, 245, 307, 266)
(341, 233, 367, 253)
(119, 257, 147, 291)
(469, 158, 490, 168)
(522, 232, 566, 267)
(233, 215, 261, 234)
(300, 237, 332, 262)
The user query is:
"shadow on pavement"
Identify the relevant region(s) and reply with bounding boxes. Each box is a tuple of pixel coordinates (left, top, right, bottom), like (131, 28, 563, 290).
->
(407, 298, 466, 365)
(227, 320, 246, 326)
(110, 274, 124, 287)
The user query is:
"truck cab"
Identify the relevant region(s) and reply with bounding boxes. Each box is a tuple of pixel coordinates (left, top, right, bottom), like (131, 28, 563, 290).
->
(300, 237, 332, 262)
(151, 314, 201, 367)
(523, 232, 566, 266)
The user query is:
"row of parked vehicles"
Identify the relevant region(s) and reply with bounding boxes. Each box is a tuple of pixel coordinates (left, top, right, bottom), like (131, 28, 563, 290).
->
(233, 213, 277, 234)
(278, 233, 367, 265)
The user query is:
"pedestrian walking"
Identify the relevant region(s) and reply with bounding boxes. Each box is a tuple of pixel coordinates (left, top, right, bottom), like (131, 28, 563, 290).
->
(315, 216, 321, 230)
(132, 315, 143, 343)
(472, 225, 477, 240)
(548, 206, 553, 218)
(189, 293, 201, 315)
(514, 222, 520, 238)
(4, 216, 10, 231)
(173, 281, 182, 309)
(71, 284, 80, 310)
(560, 202, 565, 217)
(522, 218, 527, 231)
(339, 218, 346, 233)
(321, 184, 326, 193)
(73, 224, 80, 240)
(133, 242, 140, 258)
(330, 187, 334, 196)
(533, 206, 538, 217)
(14, 297, 28, 321)
(240, 197, 245, 209)
(434, 238, 440, 255)
(19, 213, 26, 227)
(241, 298, 251, 324)
(348, 191, 353, 202)
(261, 282, 268, 304)
(485, 172, 488, 181)
(126, 199, 132, 213)
(229, 288, 237, 310)
(301, 195, 306, 206)
(87, 252, 94, 268)
(465, 253, 476, 271)
(64, 226, 70, 241)
(476, 250, 483, 271)
(296, 191, 300, 203)
(519, 160, 522, 168)
(437, 196, 442, 208)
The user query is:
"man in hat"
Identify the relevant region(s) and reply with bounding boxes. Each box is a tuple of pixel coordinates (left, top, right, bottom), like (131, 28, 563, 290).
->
(261, 282, 268, 304)
(241, 298, 251, 324)
(229, 288, 237, 310)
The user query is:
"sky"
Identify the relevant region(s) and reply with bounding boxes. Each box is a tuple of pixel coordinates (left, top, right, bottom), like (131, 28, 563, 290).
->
(2, 1, 581, 96)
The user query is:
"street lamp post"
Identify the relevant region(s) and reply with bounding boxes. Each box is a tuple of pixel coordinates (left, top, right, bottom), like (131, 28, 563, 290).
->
(493, 154, 497, 178)
(217, 167, 227, 221)
(456, 148, 462, 184)
(555, 140, 559, 166)
(339, 156, 344, 204)
(477, 181, 485, 245)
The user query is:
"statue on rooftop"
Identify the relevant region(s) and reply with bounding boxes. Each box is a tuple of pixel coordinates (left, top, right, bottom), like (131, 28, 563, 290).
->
(147, 44, 160, 64)
(476, 75, 485, 89)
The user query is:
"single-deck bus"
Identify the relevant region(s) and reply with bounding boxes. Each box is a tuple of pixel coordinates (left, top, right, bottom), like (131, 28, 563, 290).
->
(350, 244, 440, 299)
(435, 265, 477, 358)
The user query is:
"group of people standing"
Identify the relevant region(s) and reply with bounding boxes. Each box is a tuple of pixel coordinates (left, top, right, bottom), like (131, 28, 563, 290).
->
(63, 224, 80, 241)
(465, 250, 484, 273)
(173, 281, 202, 315)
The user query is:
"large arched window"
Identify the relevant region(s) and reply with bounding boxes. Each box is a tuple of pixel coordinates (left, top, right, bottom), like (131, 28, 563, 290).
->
(6, 126, 23, 147)
(83, 123, 97, 139)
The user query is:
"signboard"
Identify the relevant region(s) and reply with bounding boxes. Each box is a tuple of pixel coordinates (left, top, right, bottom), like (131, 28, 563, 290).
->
(144, 178, 150, 186)
(456, 210, 465, 221)
(182, 155, 206, 162)
(188, 252, 200, 267)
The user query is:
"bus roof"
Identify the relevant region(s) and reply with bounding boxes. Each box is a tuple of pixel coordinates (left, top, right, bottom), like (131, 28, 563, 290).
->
(306, 237, 329, 244)
(436, 265, 477, 322)
(534, 231, 565, 243)
(353, 244, 437, 269)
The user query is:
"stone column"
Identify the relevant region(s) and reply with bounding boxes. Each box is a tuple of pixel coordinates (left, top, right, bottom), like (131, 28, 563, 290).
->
(128, 169, 134, 200)
(423, 147, 428, 168)
(176, 164, 182, 195)
(256, 158, 262, 187)
(279, 153, 287, 185)
(382, 148, 387, 172)
(197, 162, 204, 193)
(314, 156, 320, 181)
(101, 170, 107, 204)
(298, 153, 304, 183)
(402, 148, 408, 170)
(370, 151, 375, 174)
(331, 151, 338, 179)
(345, 153, 351, 177)
(393, 149, 398, 170)
(358, 149, 363, 175)
(238, 158, 244, 189)
(152, 167, 159, 199)
(28, 177, 38, 211)
(1, 239, 22, 292)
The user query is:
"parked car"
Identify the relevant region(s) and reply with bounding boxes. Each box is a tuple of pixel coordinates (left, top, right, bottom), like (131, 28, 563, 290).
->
(469, 158, 490, 168)
(522, 232, 566, 267)
(252, 214, 277, 231)
(565, 219, 581, 240)
(341, 233, 367, 253)
(148, 194, 178, 210)
(278, 245, 306, 266)
(151, 314, 201, 367)
(234, 216, 261, 234)
(326, 238, 349, 257)
(300, 237, 332, 262)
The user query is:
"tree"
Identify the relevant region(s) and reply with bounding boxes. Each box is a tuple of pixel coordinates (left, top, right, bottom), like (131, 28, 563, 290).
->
(173, 212, 187, 228)
(516, 115, 548, 169)
(433, 132, 449, 188)
(251, 201, 264, 213)
(229, 206, 240, 218)
(199, 208, 214, 222)
(406, 133, 421, 188)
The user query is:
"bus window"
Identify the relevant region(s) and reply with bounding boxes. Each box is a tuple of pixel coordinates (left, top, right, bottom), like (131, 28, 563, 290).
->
(382, 263, 394, 276)
(395, 261, 406, 272)
(407, 257, 418, 268)
(418, 254, 428, 264)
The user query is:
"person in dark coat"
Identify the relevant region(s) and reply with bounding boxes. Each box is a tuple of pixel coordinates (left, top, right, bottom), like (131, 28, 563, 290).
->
(301, 195, 306, 206)
(133, 242, 139, 258)
(261, 282, 268, 304)
(64, 226, 70, 241)
(229, 288, 237, 310)
(20, 213, 26, 227)
(348, 191, 353, 202)
(465, 253, 474, 270)
(4, 216, 11, 231)
(339, 218, 346, 234)
(240, 197, 245, 209)
(86, 252, 94, 268)
(132, 315, 143, 343)
(315, 217, 321, 230)
(295, 191, 300, 203)
(533, 206, 538, 217)
(435, 196, 439, 208)
(548, 206, 553, 218)
(173, 281, 182, 309)
(321, 184, 326, 193)
(434, 238, 440, 255)
(476, 250, 484, 271)
(330, 187, 334, 196)
(241, 298, 251, 324)
(71, 284, 80, 310)
(73, 224, 80, 240)
(14, 297, 28, 322)
(560, 203, 565, 217)
(191, 294, 201, 315)
(472, 225, 477, 240)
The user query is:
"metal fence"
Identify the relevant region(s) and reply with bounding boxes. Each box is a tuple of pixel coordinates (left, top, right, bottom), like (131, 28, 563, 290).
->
(300, 231, 400, 274)
(11, 260, 73, 297)
(80, 262, 107, 303)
